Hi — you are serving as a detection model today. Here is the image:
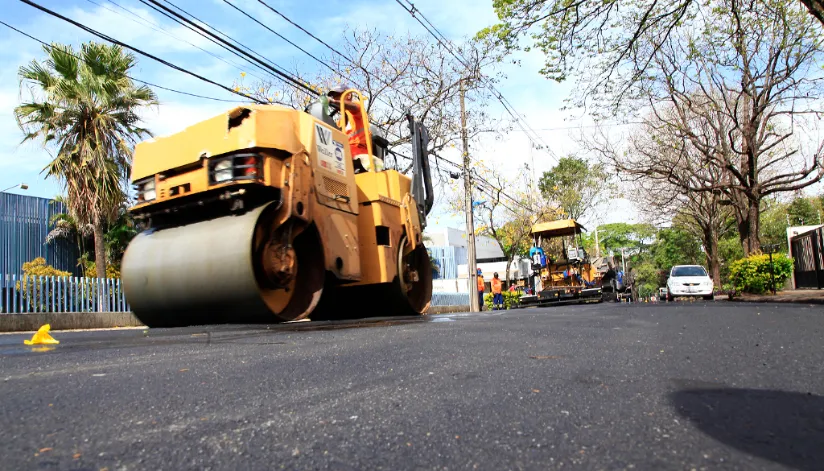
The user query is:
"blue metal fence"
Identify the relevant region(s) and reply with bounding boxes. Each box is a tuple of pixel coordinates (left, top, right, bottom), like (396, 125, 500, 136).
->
(427, 246, 467, 279)
(1, 274, 130, 314)
(1, 193, 81, 276)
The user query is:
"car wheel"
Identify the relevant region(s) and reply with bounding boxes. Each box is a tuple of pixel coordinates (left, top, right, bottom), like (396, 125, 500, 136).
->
(666, 291, 674, 302)
(703, 294, 714, 301)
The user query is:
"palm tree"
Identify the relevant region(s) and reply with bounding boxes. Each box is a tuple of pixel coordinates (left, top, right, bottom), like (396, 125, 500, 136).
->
(15, 42, 157, 279)
(45, 195, 93, 254)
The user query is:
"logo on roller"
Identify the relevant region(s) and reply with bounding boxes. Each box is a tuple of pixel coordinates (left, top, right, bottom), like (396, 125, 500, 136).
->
(316, 124, 331, 145)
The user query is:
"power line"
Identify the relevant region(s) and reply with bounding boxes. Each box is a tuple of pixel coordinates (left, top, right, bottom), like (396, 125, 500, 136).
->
(254, 0, 357, 68)
(4, 8, 264, 103)
(220, 0, 336, 77)
(393, 0, 557, 160)
(87, 0, 271, 85)
(140, 0, 317, 96)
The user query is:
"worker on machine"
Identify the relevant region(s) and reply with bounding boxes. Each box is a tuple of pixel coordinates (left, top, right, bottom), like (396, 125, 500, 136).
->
(491, 272, 503, 310)
(326, 85, 383, 172)
(476, 268, 485, 311)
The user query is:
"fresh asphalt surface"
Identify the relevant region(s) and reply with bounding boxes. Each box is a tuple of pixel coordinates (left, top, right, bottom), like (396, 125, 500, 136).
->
(1, 301, 822, 470)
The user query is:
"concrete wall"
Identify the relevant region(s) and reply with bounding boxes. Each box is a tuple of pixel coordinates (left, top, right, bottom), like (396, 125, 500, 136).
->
(0, 312, 144, 332)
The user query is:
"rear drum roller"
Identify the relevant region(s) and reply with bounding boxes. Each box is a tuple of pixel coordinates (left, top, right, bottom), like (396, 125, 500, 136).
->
(311, 235, 432, 320)
(121, 201, 325, 327)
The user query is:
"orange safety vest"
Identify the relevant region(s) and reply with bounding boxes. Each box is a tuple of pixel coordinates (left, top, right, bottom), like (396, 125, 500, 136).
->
(242, 156, 257, 178)
(477, 275, 484, 292)
(347, 109, 369, 156)
(491, 278, 502, 294)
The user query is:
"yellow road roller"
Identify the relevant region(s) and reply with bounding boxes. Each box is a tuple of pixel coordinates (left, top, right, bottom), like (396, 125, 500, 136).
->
(121, 89, 434, 327)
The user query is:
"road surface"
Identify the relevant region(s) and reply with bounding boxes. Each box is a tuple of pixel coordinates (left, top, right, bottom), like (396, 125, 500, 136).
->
(1, 301, 822, 470)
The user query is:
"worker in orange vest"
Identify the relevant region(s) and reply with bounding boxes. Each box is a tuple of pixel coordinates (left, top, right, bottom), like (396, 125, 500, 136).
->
(327, 85, 370, 164)
(491, 272, 503, 310)
(476, 268, 485, 311)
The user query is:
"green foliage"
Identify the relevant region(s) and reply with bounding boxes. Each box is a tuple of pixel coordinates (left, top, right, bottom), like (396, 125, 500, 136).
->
(596, 223, 656, 256)
(718, 236, 745, 284)
(484, 290, 521, 309)
(538, 156, 608, 220)
(758, 200, 789, 252)
(652, 226, 704, 276)
(78, 253, 121, 279)
(787, 196, 819, 226)
(104, 207, 138, 266)
(634, 261, 662, 291)
(728, 254, 793, 294)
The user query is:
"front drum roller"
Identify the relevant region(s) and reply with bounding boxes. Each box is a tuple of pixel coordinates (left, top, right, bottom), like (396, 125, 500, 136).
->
(121, 201, 325, 327)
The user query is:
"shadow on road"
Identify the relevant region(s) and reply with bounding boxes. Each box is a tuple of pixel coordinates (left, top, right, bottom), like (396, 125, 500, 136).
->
(670, 387, 824, 470)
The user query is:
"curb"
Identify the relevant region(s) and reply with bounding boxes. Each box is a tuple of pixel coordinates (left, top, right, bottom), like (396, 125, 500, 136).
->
(1, 305, 473, 332)
(724, 296, 824, 305)
(0, 312, 144, 332)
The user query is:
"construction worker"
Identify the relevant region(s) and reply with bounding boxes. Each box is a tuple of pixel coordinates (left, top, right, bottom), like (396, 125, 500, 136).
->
(327, 85, 382, 171)
(491, 272, 503, 310)
(476, 268, 485, 311)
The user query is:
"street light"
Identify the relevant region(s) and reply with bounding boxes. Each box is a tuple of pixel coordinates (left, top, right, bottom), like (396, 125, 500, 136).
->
(1, 183, 28, 193)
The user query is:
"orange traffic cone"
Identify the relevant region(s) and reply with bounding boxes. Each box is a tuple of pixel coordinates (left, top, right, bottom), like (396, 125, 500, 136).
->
(24, 324, 59, 345)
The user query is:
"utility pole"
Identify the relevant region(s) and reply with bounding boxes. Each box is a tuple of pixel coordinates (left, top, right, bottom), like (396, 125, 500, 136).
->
(461, 77, 479, 312)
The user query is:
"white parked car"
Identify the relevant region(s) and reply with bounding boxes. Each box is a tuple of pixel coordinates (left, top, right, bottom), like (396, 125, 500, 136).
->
(666, 265, 715, 301)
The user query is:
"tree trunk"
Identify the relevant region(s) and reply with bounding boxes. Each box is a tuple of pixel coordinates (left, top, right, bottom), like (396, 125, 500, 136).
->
(93, 220, 107, 280)
(505, 258, 512, 288)
(92, 219, 107, 313)
(738, 199, 761, 256)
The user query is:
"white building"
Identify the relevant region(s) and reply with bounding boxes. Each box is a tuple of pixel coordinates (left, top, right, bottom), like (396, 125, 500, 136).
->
(424, 227, 531, 291)
(424, 227, 504, 261)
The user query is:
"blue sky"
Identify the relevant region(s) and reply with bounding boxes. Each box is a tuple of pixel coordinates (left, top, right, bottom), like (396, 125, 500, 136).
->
(0, 0, 639, 229)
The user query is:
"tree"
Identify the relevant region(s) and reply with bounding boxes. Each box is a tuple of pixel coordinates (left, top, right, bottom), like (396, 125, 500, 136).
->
(590, 0, 824, 255)
(787, 196, 819, 226)
(537, 155, 608, 220)
(596, 223, 656, 258)
(15, 42, 157, 280)
(234, 27, 504, 191)
(478, 0, 824, 113)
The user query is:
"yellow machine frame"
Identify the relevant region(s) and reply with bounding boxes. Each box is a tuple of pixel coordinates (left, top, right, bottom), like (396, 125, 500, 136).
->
(121, 90, 433, 326)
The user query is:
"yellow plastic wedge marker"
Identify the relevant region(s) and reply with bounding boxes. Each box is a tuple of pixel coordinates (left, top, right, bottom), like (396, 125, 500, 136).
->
(24, 324, 59, 345)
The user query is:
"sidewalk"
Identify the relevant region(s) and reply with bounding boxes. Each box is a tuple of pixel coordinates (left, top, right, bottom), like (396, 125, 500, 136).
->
(730, 289, 824, 304)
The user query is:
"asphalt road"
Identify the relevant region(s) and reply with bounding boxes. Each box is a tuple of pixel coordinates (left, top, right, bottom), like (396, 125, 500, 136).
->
(1, 301, 822, 471)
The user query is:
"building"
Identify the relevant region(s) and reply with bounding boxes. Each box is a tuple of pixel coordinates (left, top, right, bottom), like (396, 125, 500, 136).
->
(1, 192, 80, 276)
(425, 226, 530, 291)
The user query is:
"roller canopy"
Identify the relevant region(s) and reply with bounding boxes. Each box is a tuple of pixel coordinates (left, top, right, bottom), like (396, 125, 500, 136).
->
(531, 219, 587, 238)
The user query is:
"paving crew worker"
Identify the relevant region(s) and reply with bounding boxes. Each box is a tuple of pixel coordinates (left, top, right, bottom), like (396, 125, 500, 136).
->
(476, 268, 485, 311)
(491, 272, 503, 310)
(327, 85, 383, 171)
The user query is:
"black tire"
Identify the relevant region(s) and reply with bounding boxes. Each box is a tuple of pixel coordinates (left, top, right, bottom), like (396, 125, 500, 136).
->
(666, 292, 675, 302)
(703, 294, 714, 301)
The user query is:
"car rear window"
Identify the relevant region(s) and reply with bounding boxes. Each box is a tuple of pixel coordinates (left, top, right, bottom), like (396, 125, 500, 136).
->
(672, 266, 708, 277)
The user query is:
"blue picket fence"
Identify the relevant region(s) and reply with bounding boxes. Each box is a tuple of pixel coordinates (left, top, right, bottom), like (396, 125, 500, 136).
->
(431, 292, 469, 307)
(0, 274, 464, 314)
(1, 274, 130, 314)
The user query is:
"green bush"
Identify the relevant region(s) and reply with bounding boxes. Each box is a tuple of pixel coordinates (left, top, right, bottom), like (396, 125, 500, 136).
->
(484, 290, 521, 309)
(728, 253, 793, 294)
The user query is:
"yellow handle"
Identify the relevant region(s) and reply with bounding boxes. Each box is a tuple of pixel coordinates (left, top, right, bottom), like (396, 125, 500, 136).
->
(335, 89, 374, 171)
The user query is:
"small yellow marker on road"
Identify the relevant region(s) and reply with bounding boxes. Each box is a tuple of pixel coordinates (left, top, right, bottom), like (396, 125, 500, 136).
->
(24, 324, 59, 345)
